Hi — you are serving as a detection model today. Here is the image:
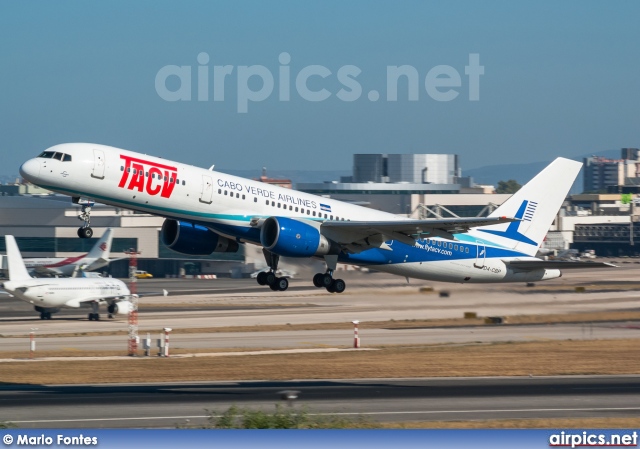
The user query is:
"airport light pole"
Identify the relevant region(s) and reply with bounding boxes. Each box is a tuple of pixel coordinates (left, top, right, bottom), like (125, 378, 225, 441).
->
(125, 248, 141, 356)
(29, 327, 38, 358)
(352, 320, 360, 348)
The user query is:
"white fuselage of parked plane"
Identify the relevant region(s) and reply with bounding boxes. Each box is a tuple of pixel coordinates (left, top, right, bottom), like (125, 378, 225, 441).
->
(3, 277, 129, 309)
(19, 143, 566, 284)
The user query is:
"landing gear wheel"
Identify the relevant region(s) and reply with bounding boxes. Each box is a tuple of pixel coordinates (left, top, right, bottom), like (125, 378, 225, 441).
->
(88, 313, 100, 321)
(321, 273, 333, 288)
(40, 312, 46, 320)
(265, 271, 277, 286)
(276, 277, 289, 291)
(78, 227, 93, 239)
(269, 282, 280, 291)
(313, 273, 324, 288)
(45, 312, 52, 320)
(332, 279, 346, 294)
(326, 281, 336, 293)
(256, 271, 268, 286)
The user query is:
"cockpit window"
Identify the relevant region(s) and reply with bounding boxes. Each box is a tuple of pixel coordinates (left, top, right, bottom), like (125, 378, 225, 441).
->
(38, 151, 55, 158)
(53, 152, 63, 161)
(63, 154, 72, 162)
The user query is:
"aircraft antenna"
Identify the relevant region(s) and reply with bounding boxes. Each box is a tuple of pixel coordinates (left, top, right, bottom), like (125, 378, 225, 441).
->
(125, 248, 142, 356)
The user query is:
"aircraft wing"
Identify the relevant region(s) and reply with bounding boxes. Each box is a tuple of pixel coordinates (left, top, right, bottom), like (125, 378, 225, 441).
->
(64, 294, 131, 308)
(32, 266, 58, 275)
(64, 290, 168, 307)
(320, 216, 517, 250)
(503, 260, 617, 271)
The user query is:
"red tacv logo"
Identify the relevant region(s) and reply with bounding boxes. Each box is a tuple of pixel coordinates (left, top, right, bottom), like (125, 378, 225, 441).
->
(99, 243, 107, 251)
(118, 155, 178, 198)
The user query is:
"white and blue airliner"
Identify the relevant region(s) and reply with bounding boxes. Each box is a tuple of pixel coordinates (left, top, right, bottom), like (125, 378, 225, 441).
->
(19, 144, 612, 293)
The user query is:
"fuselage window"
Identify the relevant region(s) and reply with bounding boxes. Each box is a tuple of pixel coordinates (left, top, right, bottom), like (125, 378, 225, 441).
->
(254, 197, 257, 202)
(277, 203, 281, 208)
(289, 205, 293, 210)
(330, 215, 333, 220)
(437, 241, 441, 247)
(312, 211, 316, 217)
(236, 193, 239, 198)
(454, 244, 458, 251)
(307, 210, 310, 215)
(324, 214, 328, 219)
(145, 172, 149, 177)
(63, 154, 72, 162)
(120, 166, 124, 171)
(182, 180, 185, 185)
(224, 190, 227, 195)
(449, 243, 453, 249)
(170, 178, 174, 183)
(465, 247, 469, 253)
(242, 194, 245, 200)
(265, 200, 269, 205)
(218, 189, 221, 194)
(295, 207, 299, 212)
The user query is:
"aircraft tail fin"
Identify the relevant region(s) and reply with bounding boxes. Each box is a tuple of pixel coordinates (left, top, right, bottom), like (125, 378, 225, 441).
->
(467, 157, 582, 256)
(5, 236, 32, 281)
(86, 228, 114, 260)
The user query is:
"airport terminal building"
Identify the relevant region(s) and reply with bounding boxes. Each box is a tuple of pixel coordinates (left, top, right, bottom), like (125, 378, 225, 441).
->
(0, 195, 246, 278)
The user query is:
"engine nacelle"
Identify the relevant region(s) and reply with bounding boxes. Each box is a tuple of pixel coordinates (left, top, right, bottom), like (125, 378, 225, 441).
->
(260, 216, 332, 257)
(161, 219, 239, 255)
(34, 306, 60, 314)
(112, 301, 133, 316)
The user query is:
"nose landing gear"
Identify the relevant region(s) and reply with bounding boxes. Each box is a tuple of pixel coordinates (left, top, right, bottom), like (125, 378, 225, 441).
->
(76, 200, 94, 239)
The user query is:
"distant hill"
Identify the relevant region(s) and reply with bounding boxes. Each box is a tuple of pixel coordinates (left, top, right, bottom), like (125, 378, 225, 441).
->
(464, 149, 623, 192)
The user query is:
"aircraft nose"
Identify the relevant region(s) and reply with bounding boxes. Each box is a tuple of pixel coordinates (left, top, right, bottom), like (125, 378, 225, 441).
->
(19, 158, 41, 182)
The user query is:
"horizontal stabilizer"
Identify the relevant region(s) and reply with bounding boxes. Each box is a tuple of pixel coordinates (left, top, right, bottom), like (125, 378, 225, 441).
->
(504, 260, 617, 271)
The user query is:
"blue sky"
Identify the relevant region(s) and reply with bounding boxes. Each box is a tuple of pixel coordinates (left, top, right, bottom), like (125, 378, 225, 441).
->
(1, 1, 639, 176)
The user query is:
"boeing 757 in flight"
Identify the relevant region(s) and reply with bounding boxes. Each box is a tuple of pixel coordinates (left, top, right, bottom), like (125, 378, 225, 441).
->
(19, 144, 613, 293)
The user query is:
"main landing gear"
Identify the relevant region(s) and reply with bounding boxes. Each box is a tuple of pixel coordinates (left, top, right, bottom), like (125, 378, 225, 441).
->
(312, 255, 346, 294)
(88, 302, 100, 321)
(256, 249, 289, 291)
(77, 201, 94, 239)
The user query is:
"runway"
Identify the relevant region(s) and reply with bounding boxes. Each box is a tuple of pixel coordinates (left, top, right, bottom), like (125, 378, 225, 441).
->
(1, 268, 639, 428)
(0, 321, 639, 352)
(3, 376, 640, 428)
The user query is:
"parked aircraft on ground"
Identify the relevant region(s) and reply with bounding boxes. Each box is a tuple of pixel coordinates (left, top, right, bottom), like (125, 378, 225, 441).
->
(20, 227, 115, 277)
(1, 235, 132, 320)
(19, 144, 613, 293)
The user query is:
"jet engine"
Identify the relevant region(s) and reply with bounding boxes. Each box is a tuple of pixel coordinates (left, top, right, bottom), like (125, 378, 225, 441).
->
(110, 300, 133, 316)
(161, 219, 239, 255)
(260, 216, 333, 257)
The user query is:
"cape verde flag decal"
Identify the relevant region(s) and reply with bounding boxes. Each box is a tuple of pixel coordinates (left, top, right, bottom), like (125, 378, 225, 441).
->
(320, 203, 332, 212)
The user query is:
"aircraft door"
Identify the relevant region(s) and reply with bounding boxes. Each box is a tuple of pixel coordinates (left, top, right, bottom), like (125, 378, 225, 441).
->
(91, 149, 105, 179)
(200, 175, 213, 204)
(474, 241, 486, 268)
